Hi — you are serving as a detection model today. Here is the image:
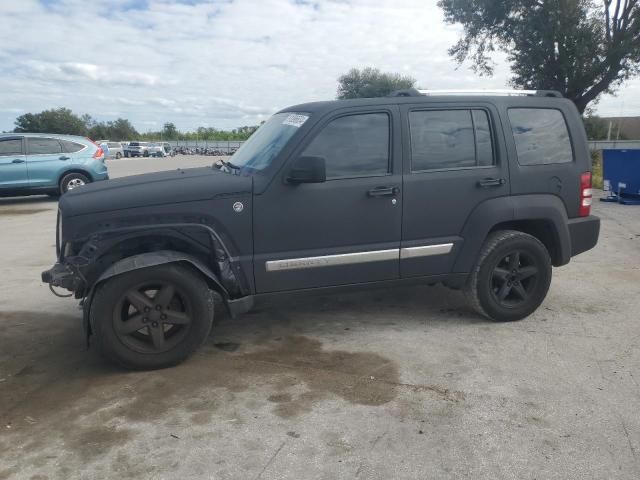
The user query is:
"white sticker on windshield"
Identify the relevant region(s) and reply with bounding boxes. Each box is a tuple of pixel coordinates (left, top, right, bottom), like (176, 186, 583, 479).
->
(283, 114, 309, 128)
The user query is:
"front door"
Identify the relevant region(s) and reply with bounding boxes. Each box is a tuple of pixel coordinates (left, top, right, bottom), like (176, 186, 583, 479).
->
(253, 107, 402, 293)
(0, 136, 28, 190)
(399, 104, 510, 277)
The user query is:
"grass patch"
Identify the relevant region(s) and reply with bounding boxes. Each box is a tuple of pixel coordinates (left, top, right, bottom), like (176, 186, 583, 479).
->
(591, 150, 603, 189)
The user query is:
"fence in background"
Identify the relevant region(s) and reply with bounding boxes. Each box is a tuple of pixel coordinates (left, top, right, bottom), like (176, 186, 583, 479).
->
(589, 140, 640, 150)
(167, 140, 245, 151)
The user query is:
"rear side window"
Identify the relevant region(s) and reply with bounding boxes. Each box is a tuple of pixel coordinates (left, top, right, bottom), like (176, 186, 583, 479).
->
(28, 138, 62, 155)
(409, 109, 494, 171)
(508, 108, 573, 165)
(302, 113, 390, 179)
(0, 138, 23, 156)
(60, 140, 85, 153)
(108, 142, 120, 148)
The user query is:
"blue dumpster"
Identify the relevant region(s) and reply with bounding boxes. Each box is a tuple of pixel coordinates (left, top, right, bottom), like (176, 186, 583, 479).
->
(602, 149, 640, 205)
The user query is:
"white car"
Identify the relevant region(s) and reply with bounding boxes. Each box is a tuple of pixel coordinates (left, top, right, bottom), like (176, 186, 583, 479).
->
(147, 142, 173, 157)
(99, 141, 124, 159)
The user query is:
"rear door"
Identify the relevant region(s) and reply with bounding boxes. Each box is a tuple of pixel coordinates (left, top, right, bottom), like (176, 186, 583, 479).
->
(504, 104, 585, 218)
(0, 136, 28, 189)
(399, 103, 510, 277)
(26, 137, 68, 187)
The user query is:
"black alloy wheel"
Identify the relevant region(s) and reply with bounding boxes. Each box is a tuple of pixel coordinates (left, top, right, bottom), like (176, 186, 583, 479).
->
(92, 264, 214, 369)
(465, 230, 552, 322)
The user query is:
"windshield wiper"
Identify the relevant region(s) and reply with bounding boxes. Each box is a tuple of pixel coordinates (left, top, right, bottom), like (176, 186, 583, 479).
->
(220, 159, 241, 170)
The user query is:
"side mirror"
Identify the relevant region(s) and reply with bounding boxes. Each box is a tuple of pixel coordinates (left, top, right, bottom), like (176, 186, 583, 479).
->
(286, 156, 326, 184)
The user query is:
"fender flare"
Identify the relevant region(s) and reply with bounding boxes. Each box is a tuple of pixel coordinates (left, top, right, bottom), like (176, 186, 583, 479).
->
(452, 194, 571, 273)
(81, 250, 253, 341)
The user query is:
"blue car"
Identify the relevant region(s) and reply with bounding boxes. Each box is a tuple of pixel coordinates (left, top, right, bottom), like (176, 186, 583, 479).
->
(0, 133, 109, 197)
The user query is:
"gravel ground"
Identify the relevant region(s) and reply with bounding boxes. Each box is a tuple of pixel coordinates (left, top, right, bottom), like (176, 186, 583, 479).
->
(0, 155, 639, 479)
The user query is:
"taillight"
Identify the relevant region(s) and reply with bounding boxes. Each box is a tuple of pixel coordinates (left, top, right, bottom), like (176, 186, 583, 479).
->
(579, 171, 592, 217)
(86, 137, 104, 161)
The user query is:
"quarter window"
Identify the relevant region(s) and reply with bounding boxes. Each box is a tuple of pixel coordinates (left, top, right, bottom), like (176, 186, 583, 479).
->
(0, 138, 23, 156)
(60, 140, 85, 153)
(302, 113, 390, 179)
(508, 108, 573, 165)
(409, 109, 494, 171)
(28, 138, 63, 155)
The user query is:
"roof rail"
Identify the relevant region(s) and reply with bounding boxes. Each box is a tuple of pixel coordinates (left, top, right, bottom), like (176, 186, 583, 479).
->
(388, 89, 563, 98)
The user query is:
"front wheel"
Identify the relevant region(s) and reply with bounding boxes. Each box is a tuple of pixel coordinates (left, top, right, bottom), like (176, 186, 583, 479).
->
(465, 230, 552, 322)
(115, 152, 122, 159)
(91, 264, 214, 369)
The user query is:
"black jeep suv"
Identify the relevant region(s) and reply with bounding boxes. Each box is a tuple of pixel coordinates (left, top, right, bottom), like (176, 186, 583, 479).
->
(42, 89, 600, 369)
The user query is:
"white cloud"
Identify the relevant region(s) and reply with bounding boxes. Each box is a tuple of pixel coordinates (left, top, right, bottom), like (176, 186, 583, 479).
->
(0, 0, 638, 133)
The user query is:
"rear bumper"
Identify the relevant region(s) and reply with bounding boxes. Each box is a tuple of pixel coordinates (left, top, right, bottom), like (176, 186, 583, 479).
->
(567, 215, 600, 257)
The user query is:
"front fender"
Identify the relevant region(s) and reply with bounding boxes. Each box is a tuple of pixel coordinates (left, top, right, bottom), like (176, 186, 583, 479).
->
(82, 250, 253, 342)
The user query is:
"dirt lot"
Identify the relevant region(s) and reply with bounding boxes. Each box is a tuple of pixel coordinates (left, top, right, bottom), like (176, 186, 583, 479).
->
(1, 156, 639, 479)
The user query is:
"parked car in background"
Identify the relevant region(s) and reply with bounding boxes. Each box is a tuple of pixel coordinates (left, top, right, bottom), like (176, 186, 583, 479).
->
(148, 142, 173, 157)
(124, 141, 150, 157)
(0, 133, 108, 197)
(98, 141, 124, 159)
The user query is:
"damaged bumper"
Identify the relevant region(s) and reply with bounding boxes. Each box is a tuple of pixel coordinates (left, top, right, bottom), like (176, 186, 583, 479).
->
(41, 262, 84, 293)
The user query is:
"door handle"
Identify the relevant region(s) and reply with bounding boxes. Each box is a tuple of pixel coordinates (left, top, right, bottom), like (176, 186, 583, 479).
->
(477, 177, 505, 188)
(59, 156, 70, 161)
(11, 159, 25, 164)
(367, 186, 399, 197)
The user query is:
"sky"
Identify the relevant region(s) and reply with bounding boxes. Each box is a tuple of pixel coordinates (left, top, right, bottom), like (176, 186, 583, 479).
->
(0, 0, 639, 133)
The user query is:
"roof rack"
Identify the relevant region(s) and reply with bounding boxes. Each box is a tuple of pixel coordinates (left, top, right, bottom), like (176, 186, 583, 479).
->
(388, 88, 563, 98)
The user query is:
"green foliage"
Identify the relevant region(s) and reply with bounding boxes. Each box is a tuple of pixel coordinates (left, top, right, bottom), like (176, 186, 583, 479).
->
(11, 108, 260, 141)
(583, 115, 628, 140)
(14, 108, 89, 135)
(438, 0, 640, 113)
(337, 67, 416, 99)
(140, 124, 261, 141)
(162, 122, 178, 140)
(584, 115, 610, 140)
(591, 149, 603, 189)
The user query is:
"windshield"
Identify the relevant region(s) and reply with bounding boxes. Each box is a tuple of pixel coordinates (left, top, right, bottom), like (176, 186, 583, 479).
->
(229, 112, 309, 172)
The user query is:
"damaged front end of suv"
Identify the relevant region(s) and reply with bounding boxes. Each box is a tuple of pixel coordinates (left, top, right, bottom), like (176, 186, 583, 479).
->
(42, 166, 255, 343)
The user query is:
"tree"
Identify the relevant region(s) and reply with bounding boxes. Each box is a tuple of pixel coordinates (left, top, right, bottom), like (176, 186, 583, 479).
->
(14, 108, 89, 135)
(108, 118, 139, 140)
(337, 67, 416, 99)
(162, 122, 178, 140)
(438, 0, 640, 113)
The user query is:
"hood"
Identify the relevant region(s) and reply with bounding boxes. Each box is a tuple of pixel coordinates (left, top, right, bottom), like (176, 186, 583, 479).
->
(59, 167, 252, 217)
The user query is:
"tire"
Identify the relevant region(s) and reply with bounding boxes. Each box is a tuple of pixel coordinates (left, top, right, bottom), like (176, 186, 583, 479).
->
(143, 150, 149, 157)
(464, 230, 552, 322)
(115, 152, 122, 159)
(91, 264, 214, 370)
(59, 172, 90, 194)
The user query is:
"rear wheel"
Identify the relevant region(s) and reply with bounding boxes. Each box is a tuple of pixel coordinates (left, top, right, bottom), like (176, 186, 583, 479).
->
(59, 172, 90, 194)
(465, 230, 552, 322)
(92, 264, 214, 369)
(115, 152, 122, 159)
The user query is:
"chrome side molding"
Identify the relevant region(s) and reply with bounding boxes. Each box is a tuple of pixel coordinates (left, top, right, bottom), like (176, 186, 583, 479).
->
(265, 243, 454, 272)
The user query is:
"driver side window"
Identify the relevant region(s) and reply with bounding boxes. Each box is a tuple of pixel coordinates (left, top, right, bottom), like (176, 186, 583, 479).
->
(302, 113, 390, 179)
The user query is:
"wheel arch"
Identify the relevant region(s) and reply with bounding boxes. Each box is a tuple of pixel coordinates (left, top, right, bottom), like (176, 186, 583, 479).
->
(82, 250, 251, 342)
(58, 168, 94, 189)
(453, 194, 572, 273)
